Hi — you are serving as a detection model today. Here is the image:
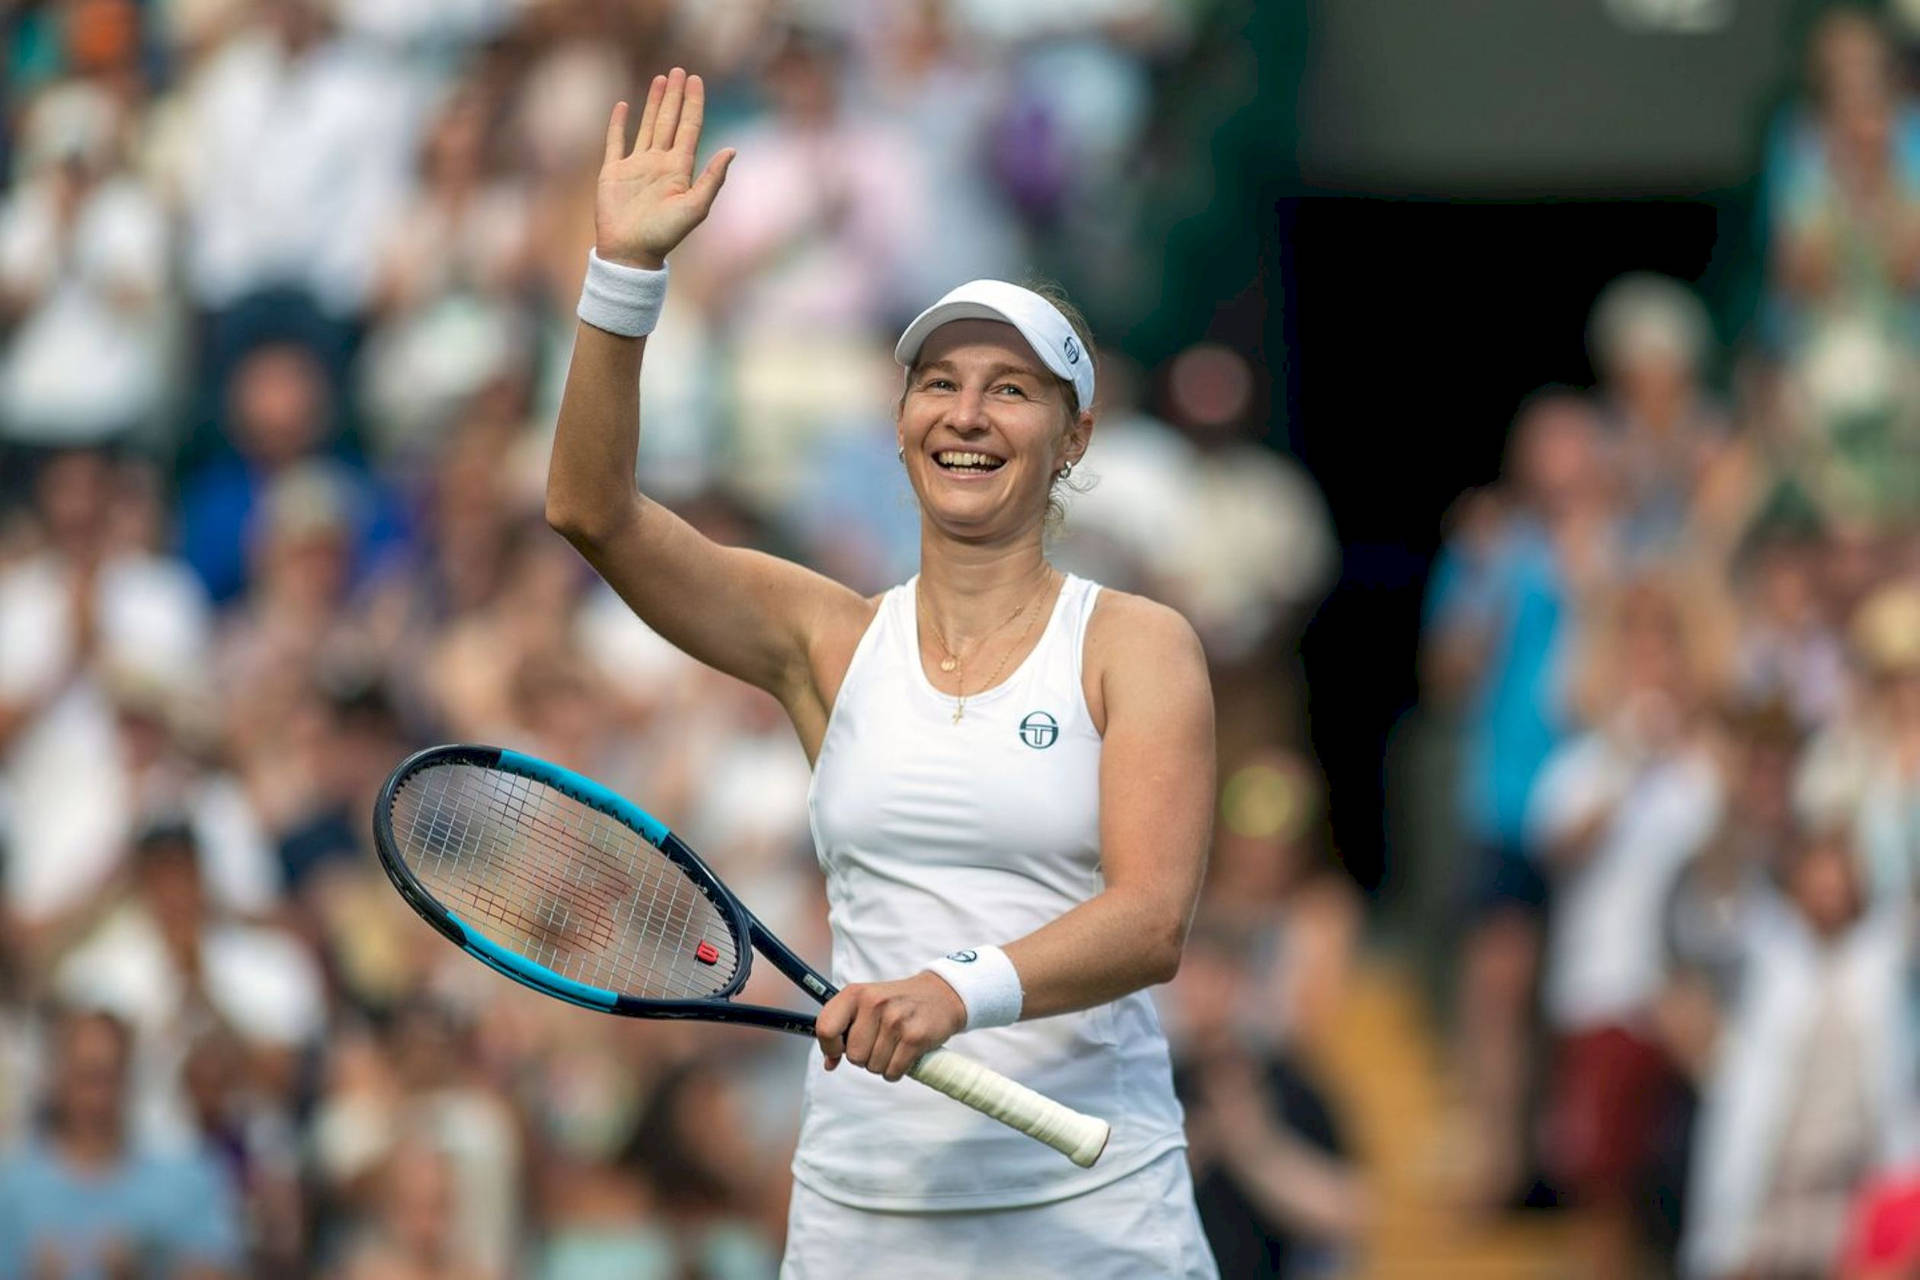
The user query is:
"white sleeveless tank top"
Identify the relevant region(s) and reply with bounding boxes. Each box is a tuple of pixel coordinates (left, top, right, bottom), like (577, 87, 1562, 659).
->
(794, 573, 1188, 1210)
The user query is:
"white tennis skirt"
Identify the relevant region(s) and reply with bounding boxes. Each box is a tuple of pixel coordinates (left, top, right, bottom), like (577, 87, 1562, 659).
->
(780, 1148, 1218, 1279)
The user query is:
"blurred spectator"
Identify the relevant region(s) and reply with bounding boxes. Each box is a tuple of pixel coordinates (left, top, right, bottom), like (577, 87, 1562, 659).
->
(180, 1025, 306, 1275)
(1770, 7, 1920, 345)
(172, 0, 426, 381)
(1657, 701, 1804, 1085)
(1167, 916, 1362, 1279)
(1586, 273, 1730, 554)
(1198, 749, 1359, 1053)
(312, 1000, 522, 1280)
(357, 83, 538, 463)
(686, 24, 929, 502)
(0, 1005, 243, 1279)
(1766, 7, 1920, 524)
(52, 822, 325, 1143)
(1642, 701, 1805, 1257)
(1421, 391, 1616, 1209)
(852, 0, 1024, 306)
(1047, 348, 1196, 594)
(0, 80, 172, 458)
(176, 342, 405, 604)
(1529, 574, 1728, 1278)
(1796, 581, 1920, 904)
(0, 448, 212, 930)
(1732, 531, 1849, 729)
(547, 1061, 784, 1279)
(1684, 828, 1915, 1280)
(1150, 342, 1336, 669)
(331, 1137, 489, 1280)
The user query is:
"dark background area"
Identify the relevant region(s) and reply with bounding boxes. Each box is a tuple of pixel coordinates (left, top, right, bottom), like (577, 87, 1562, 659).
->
(1287, 197, 1736, 895)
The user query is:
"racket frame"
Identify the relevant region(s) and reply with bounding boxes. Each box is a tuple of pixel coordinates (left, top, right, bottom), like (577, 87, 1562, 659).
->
(374, 743, 1113, 1168)
(373, 743, 830, 1035)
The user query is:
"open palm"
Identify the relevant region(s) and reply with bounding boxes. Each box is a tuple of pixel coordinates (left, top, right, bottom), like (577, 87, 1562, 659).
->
(596, 68, 736, 271)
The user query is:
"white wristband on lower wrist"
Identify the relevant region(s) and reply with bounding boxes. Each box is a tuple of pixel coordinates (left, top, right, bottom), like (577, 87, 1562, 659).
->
(925, 944, 1023, 1031)
(577, 248, 668, 337)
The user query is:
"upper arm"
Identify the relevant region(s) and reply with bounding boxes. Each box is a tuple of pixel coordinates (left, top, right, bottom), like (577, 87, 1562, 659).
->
(558, 496, 872, 733)
(1087, 592, 1215, 937)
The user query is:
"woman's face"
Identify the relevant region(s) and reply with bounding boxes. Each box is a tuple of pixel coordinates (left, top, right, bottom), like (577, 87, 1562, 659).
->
(897, 319, 1089, 540)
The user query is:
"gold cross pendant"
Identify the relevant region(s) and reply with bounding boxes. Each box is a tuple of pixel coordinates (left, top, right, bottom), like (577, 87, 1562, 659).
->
(952, 705, 964, 725)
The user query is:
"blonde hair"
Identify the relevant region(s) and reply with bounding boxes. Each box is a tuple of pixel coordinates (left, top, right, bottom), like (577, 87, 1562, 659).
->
(1569, 562, 1738, 727)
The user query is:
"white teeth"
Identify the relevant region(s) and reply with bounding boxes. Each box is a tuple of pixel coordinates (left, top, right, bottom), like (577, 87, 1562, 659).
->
(935, 451, 1004, 469)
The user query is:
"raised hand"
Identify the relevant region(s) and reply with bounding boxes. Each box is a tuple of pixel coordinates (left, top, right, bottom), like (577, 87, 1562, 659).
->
(596, 68, 736, 271)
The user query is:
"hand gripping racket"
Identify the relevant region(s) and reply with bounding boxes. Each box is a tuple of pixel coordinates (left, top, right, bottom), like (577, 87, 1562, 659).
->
(372, 745, 1110, 1167)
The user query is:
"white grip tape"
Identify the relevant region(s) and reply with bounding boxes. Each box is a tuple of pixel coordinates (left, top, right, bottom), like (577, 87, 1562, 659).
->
(908, 1046, 1111, 1168)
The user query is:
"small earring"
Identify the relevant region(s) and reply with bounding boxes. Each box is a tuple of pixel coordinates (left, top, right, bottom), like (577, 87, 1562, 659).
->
(1056, 461, 1074, 479)
(897, 445, 906, 462)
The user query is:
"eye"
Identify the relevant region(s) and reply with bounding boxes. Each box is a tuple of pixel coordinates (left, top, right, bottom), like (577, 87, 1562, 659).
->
(994, 383, 1029, 398)
(921, 377, 956, 392)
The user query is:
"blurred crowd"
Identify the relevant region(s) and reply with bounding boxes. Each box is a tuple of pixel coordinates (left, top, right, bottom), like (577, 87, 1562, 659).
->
(1407, 7, 1920, 1278)
(0, 0, 1353, 1276)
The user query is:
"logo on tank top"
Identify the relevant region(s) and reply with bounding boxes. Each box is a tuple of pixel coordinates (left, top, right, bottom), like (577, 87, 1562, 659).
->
(1019, 711, 1059, 749)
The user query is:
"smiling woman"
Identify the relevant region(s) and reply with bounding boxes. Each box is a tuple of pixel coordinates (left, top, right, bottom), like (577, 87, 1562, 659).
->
(546, 66, 1219, 1279)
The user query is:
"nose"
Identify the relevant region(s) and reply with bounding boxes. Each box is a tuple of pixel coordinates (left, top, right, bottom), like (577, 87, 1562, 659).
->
(947, 386, 991, 434)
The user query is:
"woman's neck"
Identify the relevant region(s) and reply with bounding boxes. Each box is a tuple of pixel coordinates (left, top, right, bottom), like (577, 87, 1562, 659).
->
(916, 533, 1055, 645)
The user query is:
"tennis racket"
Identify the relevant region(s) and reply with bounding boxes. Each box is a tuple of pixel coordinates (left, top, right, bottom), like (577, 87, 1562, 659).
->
(372, 744, 1110, 1167)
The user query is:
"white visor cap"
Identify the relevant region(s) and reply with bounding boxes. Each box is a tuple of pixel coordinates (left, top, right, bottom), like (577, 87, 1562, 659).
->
(894, 280, 1095, 412)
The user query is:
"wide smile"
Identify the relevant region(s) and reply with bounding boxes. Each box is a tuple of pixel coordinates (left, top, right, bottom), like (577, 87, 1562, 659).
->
(931, 449, 1007, 479)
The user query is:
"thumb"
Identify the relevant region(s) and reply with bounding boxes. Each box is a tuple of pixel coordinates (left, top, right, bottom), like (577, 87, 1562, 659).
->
(688, 147, 736, 217)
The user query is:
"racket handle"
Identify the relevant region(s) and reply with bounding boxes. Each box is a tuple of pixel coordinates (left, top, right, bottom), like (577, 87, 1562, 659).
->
(908, 1047, 1111, 1168)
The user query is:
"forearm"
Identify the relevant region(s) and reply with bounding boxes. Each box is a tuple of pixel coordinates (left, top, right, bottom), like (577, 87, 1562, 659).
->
(1003, 887, 1189, 1020)
(546, 322, 648, 540)
(1220, 1127, 1365, 1241)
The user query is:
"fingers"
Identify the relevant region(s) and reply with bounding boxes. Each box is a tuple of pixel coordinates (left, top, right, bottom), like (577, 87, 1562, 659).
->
(673, 71, 706, 157)
(651, 66, 687, 152)
(815, 990, 854, 1070)
(688, 148, 736, 218)
(635, 73, 667, 152)
(603, 100, 628, 167)
(821, 985, 948, 1082)
(882, 1037, 921, 1084)
(843, 999, 879, 1072)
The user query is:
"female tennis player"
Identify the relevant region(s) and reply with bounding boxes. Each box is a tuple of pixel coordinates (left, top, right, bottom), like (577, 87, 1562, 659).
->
(546, 69, 1218, 1277)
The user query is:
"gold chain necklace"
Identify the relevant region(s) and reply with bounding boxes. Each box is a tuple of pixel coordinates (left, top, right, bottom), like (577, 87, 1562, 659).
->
(919, 570, 1057, 724)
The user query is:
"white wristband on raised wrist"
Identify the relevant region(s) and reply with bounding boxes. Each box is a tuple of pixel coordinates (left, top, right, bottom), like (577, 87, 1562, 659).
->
(577, 247, 668, 337)
(924, 944, 1023, 1031)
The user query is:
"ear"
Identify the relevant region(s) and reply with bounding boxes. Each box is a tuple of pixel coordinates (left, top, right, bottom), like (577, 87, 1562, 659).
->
(1063, 407, 1095, 466)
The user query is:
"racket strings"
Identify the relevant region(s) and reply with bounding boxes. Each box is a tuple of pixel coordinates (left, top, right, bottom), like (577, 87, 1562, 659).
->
(392, 763, 741, 1000)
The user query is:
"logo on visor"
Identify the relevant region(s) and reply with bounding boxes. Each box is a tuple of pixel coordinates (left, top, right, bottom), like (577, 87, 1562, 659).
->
(1063, 336, 1081, 365)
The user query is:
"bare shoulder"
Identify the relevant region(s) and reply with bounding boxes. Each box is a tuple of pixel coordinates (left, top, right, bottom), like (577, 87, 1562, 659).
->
(788, 586, 887, 762)
(1083, 587, 1211, 733)
(1086, 587, 1207, 669)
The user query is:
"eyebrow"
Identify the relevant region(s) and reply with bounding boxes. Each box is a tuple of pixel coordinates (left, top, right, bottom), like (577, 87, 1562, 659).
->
(916, 358, 1047, 381)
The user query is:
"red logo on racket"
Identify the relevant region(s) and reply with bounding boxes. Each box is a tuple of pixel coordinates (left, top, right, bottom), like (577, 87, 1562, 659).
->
(695, 940, 720, 965)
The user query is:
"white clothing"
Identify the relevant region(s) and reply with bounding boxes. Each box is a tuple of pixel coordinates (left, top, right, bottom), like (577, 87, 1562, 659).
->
(798, 575, 1189, 1210)
(0, 175, 170, 443)
(0, 553, 213, 920)
(1527, 732, 1724, 1030)
(56, 910, 327, 1048)
(1682, 899, 1916, 1278)
(179, 30, 424, 314)
(56, 908, 327, 1150)
(781, 1146, 1216, 1279)
(1795, 721, 1920, 905)
(1173, 446, 1338, 656)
